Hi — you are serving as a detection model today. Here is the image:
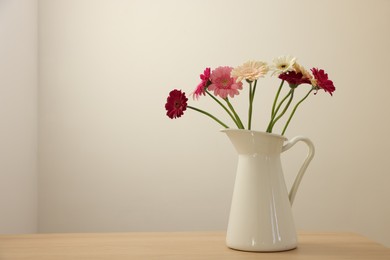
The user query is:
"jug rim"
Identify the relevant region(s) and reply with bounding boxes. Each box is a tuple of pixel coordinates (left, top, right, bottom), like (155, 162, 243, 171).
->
(220, 129, 287, 141)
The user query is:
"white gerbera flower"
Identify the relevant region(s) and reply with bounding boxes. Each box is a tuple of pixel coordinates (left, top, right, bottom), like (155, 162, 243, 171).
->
(271, 55, 296, 76)
(293, 62, 312, 80)
(231, 61, 269, 82)
(293, 62, 317, 85)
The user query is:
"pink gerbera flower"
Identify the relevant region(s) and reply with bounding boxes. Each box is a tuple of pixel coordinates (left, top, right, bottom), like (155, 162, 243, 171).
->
(208, 66, 243, 99)
(311, 68, 336, 96)
(165, 89, 188, 119)
(191, 67, 211, 100)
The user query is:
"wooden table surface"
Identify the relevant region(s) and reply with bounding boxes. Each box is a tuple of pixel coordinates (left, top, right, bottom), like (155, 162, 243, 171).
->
(0, 232, 389, 259)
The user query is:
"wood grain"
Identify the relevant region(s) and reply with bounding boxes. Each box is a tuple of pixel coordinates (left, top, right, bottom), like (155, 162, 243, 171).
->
(0, 232, 389, 259)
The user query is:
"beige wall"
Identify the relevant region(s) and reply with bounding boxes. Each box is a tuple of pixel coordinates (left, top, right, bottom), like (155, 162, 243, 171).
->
(0, 0, 38, 233)
(2, 0, 386, 247)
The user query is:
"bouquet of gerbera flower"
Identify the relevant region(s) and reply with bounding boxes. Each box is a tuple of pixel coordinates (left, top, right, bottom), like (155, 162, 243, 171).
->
(165, 55, 335, 135)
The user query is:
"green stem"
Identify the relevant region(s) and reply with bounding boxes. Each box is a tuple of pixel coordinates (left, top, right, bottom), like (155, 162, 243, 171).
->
(272, 90, 291, 121)
(266, 89, 292, 132)
(281, 88, 313, 136)
(248, 82, 253, 130)
(267, 89, 294, 133)
(251, 80, 258, 103)
(248, 80, 258, 130)
(205, 90, 240, 128)
(225, 98, 244, 129)
(188, 106, 229, 128)
(271, 80, 285, 117)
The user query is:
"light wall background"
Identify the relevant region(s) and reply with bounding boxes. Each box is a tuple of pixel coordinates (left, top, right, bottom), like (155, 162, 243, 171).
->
(0, 0, 37, 233)
(2, 0, 390, 248)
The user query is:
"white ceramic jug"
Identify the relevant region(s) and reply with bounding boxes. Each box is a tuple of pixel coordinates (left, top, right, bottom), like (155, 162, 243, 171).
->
(222, 129, 315, 252)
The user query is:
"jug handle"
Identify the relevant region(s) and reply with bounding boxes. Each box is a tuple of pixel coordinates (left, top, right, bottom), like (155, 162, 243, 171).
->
(282, 136, 315, 205)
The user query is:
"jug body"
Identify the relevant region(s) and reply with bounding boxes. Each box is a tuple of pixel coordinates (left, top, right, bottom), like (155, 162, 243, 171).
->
(223, 129, 298, 252)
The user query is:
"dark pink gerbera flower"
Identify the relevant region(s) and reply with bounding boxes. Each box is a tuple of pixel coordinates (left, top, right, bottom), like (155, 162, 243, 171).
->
(311, 68, 335, 96)
(165, 89, 188, 119)
(279, 71, 311, 88)
(191, 67, 211, 100)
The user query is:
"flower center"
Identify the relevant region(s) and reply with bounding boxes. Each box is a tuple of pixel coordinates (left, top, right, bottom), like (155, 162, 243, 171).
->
(221, 78, 229, 88)
(174, 101, 181, 108)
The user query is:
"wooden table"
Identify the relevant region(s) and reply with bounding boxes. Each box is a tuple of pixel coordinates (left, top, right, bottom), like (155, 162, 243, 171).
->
(0, 232, 389, 259)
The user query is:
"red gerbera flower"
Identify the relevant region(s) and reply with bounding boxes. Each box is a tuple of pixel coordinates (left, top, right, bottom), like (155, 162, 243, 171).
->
(191, 68, 211, 100)
(165, 89, 188, 119)
(279, 71, 311, 88)
(311, 68, 335, 96)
